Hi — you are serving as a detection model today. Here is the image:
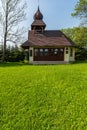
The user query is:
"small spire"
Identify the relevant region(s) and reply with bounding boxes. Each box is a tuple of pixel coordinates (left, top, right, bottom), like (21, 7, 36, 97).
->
(38, 5, 40, 11)
(37, 0, 40, 11)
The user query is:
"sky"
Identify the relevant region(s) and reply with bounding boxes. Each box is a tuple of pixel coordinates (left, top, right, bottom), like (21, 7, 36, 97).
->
(25, 0, 80, 30)
(0, 0, 80, 45)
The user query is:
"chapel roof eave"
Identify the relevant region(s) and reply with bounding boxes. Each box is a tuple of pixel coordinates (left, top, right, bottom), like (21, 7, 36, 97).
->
(22, 43, 76, 49)
(21, 40, 30, 49)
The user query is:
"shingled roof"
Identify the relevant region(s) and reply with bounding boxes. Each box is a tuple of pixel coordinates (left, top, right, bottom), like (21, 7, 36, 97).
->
(31, 20, 46, 26)
(22, 30, 76, 49)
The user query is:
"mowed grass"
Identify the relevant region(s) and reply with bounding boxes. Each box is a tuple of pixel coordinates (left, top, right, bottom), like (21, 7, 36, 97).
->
(0, 63, 87, 130)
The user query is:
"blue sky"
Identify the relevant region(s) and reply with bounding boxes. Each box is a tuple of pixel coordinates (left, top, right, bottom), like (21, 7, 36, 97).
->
(25, 0, 80, 30)
(0, 0, 80, 45)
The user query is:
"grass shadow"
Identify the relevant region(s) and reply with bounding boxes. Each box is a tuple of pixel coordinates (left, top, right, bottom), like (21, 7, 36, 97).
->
(0, 62, 30, 67)
(70, 60, 87, 64)
(0, 61, 87, 67)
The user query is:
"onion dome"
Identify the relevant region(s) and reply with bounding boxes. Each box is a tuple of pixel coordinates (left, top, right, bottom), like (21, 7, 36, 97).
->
(34, 6, 43, 20)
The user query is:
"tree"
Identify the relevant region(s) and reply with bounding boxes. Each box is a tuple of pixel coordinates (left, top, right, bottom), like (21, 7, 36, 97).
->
(0, 0, 26, 62)
(71, 0, 87, 60)
(62, 27, 87, 60)
(72, 0, 87, 25)
(6, 45, 25, 62)
(62, 27, 87, 47)
(0, 44, 25, 62)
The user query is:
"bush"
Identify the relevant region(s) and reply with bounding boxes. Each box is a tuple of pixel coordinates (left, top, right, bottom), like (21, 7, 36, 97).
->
(0, 45, 25, 62)
(75, 47, 87, 61)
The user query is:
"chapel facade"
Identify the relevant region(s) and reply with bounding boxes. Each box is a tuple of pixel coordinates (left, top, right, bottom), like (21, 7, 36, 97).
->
(22, 7, 76, 64)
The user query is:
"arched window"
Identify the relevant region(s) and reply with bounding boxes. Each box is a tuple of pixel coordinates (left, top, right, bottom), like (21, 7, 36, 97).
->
(54, 49, 58, 55)
(40, 49, 44, 56)
(60, 48, 64, 56)
(66, 48, 68, 54)
(35, 49, 38, 56)
(44, 49, 48, 56)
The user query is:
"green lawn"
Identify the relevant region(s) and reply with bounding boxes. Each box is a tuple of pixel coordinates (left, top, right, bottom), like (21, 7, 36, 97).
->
(0, 63, 87, 130)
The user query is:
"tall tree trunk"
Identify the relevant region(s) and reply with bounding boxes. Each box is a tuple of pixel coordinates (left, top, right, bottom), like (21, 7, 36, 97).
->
(0, 0, 26, 62)
(2, 2, 8, 62)
(2, 33, 7, 62)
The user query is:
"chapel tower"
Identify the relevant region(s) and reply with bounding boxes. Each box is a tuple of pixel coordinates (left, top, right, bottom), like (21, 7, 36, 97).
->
(31, 6, 46, 32)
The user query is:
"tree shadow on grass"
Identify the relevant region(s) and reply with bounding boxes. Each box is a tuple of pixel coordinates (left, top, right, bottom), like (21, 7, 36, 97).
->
(0, 62, 30, 67)
(1, 61, 87, 67)
(70, 60, 87, 64)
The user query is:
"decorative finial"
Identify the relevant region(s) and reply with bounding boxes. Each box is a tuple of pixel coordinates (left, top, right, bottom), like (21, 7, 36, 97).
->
(37, 0, 40, 11)
(38, 0, 39, 6)
(38, 5, 40, 11)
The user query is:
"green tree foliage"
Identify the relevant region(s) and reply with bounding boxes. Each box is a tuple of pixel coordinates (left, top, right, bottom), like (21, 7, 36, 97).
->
(62, 27, 87, 47)
(0, 45, 25, 62)
(62, 27, 87, 60)
(71, 0, 87, 60)
(72, 0, 87, 24)
(73, 27, 87, 47)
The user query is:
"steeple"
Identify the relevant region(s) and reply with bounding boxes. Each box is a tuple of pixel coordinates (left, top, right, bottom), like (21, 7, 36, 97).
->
(34, 6, 43, 20)
(31, 6, 46, 32)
